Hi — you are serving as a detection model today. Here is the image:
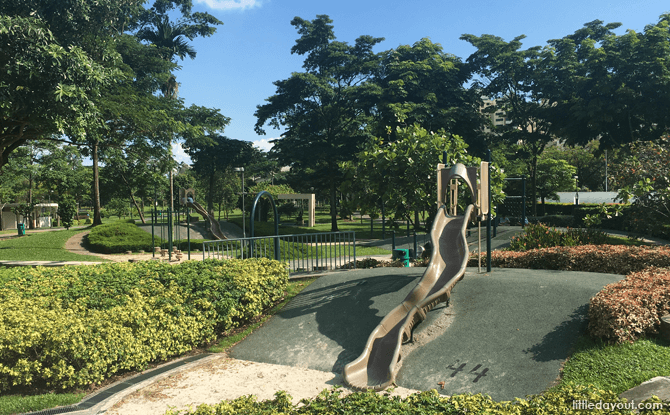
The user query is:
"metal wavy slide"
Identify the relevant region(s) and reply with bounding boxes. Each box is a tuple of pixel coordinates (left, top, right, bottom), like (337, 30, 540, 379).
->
(343, 164, 477, 391)
(186, 201, 227, 240)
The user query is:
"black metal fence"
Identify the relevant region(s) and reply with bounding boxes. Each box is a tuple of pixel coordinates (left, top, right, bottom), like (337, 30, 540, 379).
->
(202, 231, 357, 275)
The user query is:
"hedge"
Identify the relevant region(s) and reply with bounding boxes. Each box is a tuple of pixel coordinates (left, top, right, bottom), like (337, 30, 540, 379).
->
(0, 259, 288, 391)
(589, 267, 670, 344)
(164, 384, 668, 415)
(468, 245, 670, 275)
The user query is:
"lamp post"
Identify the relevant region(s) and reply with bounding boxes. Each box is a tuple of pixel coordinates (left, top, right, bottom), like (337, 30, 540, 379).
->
(234, 167, 245, 237)
(574, 175, 579, 205)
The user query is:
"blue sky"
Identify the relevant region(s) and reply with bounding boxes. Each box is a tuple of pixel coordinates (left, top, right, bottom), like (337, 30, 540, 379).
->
(170, 0, 670, 164)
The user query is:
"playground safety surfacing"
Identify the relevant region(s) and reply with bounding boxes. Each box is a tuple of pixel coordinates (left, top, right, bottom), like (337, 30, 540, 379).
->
(230, 267, 626, 402)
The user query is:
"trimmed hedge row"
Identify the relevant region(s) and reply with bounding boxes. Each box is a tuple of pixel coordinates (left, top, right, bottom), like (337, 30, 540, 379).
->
(164, 384, 668, 415)
(0, 259, 288, 391)
(468, 245, 670, 275)
(589, 267, 670, 344)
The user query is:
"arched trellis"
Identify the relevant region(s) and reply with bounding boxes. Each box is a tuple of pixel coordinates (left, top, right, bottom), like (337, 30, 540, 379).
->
(250, 191, 280, 260)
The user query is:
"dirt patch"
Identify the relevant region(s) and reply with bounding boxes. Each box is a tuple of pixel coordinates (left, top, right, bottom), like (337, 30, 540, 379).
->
(103, 354, 422, 415)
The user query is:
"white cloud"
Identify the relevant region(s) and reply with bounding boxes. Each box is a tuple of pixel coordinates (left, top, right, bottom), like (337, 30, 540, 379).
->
(172, 142, 192, 165)
(195, 0, 260, 10)
(252, 137, 277, 152)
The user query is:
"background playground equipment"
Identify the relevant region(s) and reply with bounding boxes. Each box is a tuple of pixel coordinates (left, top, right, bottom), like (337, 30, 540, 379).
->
(343, 161, 489, 391)
(150, 188, 202, 261)
(499, 176, 527, 227)
(180, 188, 227, 240)
(277, 193, 315, 227)
(203, 191, 357, 274)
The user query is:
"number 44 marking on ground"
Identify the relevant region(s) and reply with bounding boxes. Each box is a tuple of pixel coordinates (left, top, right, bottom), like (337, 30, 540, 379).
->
(446, 362, 489, 383)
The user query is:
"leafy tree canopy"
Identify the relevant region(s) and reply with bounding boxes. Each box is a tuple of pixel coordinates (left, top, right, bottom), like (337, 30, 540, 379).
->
(255, 15, 385, 231)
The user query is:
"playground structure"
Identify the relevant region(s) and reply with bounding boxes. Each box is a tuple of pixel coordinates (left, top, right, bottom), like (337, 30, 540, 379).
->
(343, 161, 489, 391)
(180, 188, 227, 240)
(277, 193, 315, 227)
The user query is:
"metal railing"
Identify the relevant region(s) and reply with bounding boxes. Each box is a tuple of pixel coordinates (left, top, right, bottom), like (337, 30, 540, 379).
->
(202, 231, 357, 274)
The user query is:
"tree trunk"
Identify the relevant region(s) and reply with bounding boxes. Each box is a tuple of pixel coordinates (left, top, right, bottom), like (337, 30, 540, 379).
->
(130, 193, 146, 223)
(207, 171, 215, 214)
(169, 168, 174, 215)
(92, 141, 103, 226)
(120, 173, 146, 223)
(530, 153, 538, 217)
(330, 175, 339, 232)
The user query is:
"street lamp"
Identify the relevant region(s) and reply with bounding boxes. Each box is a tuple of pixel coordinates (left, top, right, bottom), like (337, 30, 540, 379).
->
(234, 167, 245, 237)
(574, 175, 579, 205)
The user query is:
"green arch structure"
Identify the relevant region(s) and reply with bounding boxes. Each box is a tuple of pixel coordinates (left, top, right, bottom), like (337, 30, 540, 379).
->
(249, 191, 280, 261)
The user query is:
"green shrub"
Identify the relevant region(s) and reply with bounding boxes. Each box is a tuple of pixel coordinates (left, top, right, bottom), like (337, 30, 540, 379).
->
(0, 259, 288, 391)
(509, 223, 568, 251)
(565, 227, 610, 245)
(164, 383, 666, 415)
(508, 223, 608, 251)
(87, 221, 160, 253)
(537, 215, 574, 227)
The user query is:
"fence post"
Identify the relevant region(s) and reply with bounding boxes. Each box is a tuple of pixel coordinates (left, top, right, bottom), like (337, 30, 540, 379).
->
(487, 150, 492, 273)
(522, 175, 527, 229)
(353, 231, 356, 269)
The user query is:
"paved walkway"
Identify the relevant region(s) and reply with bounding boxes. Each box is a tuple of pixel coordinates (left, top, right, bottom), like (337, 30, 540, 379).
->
(230, 267, 626, 401)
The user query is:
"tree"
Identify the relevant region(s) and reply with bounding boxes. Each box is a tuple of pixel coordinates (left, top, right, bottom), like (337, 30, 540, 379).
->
(542, 140, 609, 192)
(611, 135, 670, 236)
(106, 198, 131, 220)
(0, 14, 113, 170)
(255, 15, 385, 232)
(188, 135, 258, 214)
(0, 150, 32, 229)
(461, 33, 554, 216)
(373, 38, 487, 155)
(535, 155, 577, 214)
(2, 1, 226, 229)
(342, 124, 500, 231)
(57, 196, 77, 230)
(544, 17, 670, 148)
(36, 141, 90, 204)
(136, 8, 223, 216)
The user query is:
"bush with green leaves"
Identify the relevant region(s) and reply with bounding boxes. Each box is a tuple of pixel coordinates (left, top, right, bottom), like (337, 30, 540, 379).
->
(537, 215, 574, 228)
(508, 223, 608, 251)
(0, 259, 288, 391)
(56, 197, 77, 230)
(164, 383, 668, 415)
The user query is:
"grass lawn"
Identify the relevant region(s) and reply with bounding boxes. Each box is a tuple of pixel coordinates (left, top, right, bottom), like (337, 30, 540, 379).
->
(0, 228, 107, 262)
(551, 335, 670, 395)
(0, 277, 317, 415)
(227, 215, 419, 241)
(605, 234, 657, 246)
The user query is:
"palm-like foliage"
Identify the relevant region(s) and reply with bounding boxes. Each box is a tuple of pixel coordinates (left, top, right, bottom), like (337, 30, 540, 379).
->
(137, 15, 196, 62)
(137, 15, 197, 99)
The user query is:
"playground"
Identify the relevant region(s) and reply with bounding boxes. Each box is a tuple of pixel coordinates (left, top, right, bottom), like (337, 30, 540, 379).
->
(2, 163, 670, 415)
(61, 163, 670, 414)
